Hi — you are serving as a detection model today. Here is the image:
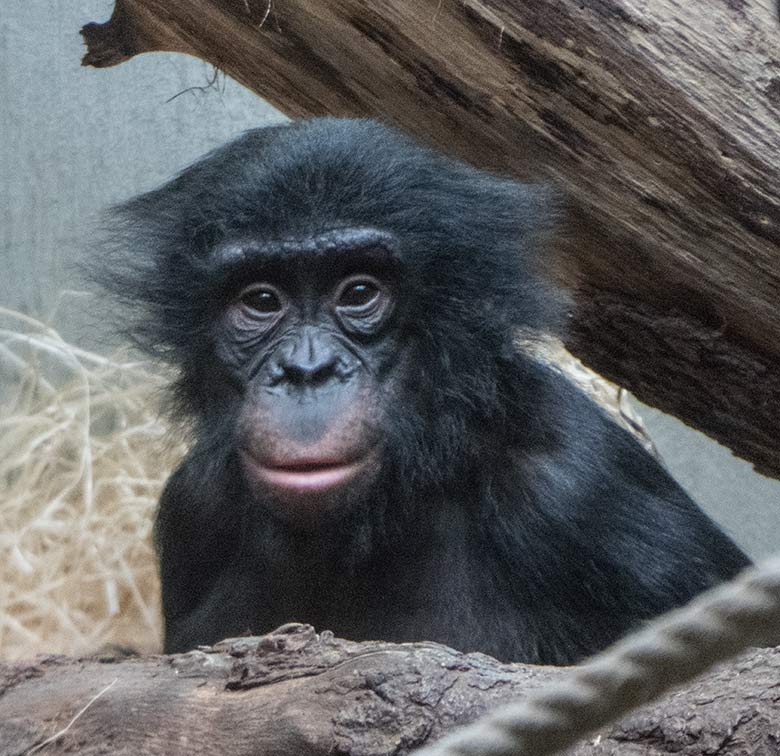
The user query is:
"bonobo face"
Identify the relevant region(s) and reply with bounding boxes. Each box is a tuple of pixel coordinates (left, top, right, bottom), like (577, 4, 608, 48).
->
(214, 228, 405, 527)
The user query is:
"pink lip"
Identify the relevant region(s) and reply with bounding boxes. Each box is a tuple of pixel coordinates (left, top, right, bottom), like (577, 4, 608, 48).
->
(242, 454, 365, 494)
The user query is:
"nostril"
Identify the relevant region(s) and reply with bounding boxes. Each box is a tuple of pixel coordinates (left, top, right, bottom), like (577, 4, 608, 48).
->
(281, 354, 339, 386)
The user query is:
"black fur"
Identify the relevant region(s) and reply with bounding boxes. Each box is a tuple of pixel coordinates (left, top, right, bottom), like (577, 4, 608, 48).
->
(103, 119, 749, 663)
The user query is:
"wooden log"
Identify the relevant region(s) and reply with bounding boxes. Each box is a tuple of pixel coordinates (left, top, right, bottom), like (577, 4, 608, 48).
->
(2, 624, 779, 756)
(80, 1, 780, 477)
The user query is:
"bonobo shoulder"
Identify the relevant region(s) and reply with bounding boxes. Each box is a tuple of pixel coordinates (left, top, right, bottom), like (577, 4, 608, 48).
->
(503, 362, 749, 580)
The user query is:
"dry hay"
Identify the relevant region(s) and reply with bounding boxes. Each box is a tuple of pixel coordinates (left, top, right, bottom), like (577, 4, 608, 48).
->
(0, 306, 186, 660)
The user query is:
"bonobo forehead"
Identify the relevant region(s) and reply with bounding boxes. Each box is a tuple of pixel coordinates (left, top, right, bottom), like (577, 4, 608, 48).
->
(210, 228, 399, 270)
(209, 227, 402, 297)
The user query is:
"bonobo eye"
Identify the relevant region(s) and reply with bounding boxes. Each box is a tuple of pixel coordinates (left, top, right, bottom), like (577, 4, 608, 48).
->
(334, 275, 392, 335)
(238, 285, 284, 316)
(337, 280, 380, 309)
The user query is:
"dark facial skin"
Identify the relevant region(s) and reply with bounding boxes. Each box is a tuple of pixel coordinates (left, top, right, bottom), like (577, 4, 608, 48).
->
(213, 229, 403, 528)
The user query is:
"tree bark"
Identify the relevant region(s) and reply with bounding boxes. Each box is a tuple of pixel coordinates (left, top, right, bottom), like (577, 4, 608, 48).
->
(79, 0, 780, 478)
(1, 624, 778, 756)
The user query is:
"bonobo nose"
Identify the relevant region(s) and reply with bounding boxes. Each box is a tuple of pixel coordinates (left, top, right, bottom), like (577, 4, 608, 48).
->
(278, 352, 340, 386)
(271, 329, 346, 387)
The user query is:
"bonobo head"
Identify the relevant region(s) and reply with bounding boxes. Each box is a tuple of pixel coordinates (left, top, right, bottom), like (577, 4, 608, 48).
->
(103, 119, 559, 528)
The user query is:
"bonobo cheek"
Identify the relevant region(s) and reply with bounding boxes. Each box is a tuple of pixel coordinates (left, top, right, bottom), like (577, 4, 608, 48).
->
(238, 383, 383, 526)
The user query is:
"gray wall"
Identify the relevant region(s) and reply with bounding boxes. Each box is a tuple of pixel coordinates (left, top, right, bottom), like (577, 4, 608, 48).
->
(633, 402, 779, 558)
(1, 0, 285, 339)
(2, 1, 778, 557)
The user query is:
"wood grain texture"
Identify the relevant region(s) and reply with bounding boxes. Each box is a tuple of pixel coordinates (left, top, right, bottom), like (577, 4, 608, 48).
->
(3, 624, 780, 755)
(80, 0, 780, 476)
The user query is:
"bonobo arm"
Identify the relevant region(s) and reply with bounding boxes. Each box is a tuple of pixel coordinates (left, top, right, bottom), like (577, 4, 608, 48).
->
(155, 452, 257, 653)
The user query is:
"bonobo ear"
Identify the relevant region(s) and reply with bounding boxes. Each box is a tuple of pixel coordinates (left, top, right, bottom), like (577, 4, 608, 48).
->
(511, 181, 563, 251)
(506, 179, 569, 330)
(499, 177, 568, 334)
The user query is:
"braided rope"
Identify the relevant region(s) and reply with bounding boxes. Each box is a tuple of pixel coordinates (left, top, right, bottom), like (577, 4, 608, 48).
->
(417, 557, 780, 756)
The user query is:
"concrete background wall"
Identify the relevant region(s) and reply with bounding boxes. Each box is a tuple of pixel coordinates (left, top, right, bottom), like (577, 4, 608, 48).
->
(2, 1, 778, 557)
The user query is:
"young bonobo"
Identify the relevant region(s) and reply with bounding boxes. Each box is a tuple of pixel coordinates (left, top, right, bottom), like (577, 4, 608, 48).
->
(104, 119, 749, 663)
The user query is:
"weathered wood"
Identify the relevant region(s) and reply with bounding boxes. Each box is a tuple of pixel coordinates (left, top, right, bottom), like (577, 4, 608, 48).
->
(80, 0, 780, 477)
(2, 624, 779, 756)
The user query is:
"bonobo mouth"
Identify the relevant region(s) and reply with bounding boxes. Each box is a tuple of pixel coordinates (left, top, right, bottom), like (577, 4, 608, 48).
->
(240, 452, 371, 494)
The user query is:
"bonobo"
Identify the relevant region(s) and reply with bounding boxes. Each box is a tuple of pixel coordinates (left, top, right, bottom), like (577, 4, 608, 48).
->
(103, 118, 749, 663)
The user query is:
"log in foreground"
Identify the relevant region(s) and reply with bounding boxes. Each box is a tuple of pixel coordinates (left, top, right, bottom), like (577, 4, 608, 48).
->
(1, 624, 778, 756)
(79, 0, 780, 478)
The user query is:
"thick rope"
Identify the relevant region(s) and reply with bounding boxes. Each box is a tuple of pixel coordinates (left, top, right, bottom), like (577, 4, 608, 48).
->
(416, 556, 780, 756)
